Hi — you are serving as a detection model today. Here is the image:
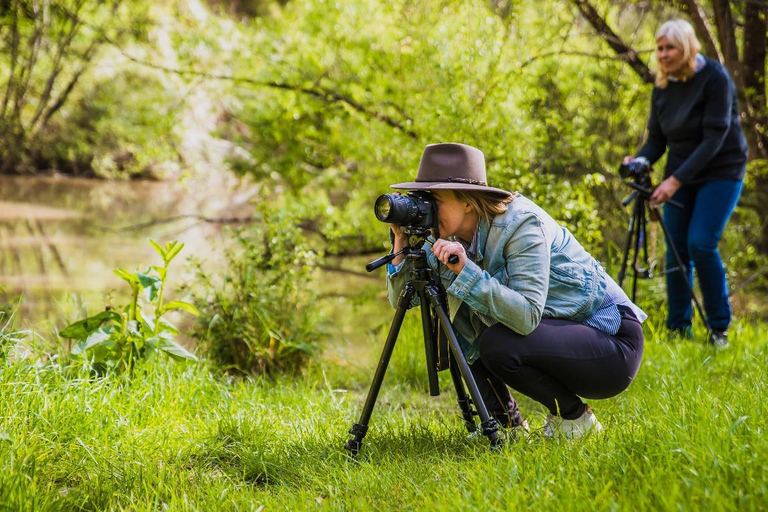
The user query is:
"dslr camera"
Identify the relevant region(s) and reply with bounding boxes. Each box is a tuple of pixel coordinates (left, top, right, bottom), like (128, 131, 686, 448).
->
(374, 191, 436, 236)
(618, 157, 651, 181)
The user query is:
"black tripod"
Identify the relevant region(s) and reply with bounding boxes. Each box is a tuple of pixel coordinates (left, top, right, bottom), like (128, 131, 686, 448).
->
(618, 178, 711, 333)
(344, 238, 501, 456)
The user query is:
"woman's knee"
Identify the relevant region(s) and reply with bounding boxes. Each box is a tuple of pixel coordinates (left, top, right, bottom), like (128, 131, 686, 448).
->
(687, 235, 719, 261)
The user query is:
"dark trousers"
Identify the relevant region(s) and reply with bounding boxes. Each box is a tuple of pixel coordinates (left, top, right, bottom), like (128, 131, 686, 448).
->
(470, 308, 644, 420)
(663, 179, 743, 332)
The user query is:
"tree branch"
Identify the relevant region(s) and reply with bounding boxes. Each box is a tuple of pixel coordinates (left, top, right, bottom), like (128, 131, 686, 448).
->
(571, 0, 654, 84)
(520, 48, 654, 68)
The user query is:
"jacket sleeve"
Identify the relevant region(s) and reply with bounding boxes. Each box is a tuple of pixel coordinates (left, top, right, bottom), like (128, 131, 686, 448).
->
(386, 259, 416, 309)
(672, 69, 734, 184)
(636, 88, 667, 164)
(446, 212, 549, 335)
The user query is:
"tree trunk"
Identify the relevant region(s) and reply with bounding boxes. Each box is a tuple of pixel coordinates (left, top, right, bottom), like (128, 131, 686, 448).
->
(678, 0, 722, 61)
(711, 0, 742, 86)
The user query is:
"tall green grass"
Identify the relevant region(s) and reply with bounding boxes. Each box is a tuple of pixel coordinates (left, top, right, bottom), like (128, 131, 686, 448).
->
(1, 312, 767, 510)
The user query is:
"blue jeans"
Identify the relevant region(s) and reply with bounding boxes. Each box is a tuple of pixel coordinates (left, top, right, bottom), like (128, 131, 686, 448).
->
(663, 179, 743, 332)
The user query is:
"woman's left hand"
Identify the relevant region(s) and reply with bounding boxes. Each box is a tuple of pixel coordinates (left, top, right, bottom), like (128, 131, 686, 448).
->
(650, 176, 682, 208)
(431, 239, 468, 274)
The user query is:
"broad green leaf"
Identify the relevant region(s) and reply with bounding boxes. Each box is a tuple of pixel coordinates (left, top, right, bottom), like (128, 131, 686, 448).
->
(126, 320, 141, 337)
(150, 332, 197, 361)
(60, 311, 121, 339)
(141, 314, 156, 334)
(137, 272, 161, 290)
(137, 272, 161, 301)
(162, 300, 199, 316)
(157, 317, 179, 335)
(84, 327, 115, 350)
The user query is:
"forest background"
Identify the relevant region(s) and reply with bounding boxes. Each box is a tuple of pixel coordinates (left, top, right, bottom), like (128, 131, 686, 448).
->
(2, 0, 768, 509)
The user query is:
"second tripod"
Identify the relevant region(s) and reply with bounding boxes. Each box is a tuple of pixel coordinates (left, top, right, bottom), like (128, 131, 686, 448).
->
(345, 240, 502, 456)
(618, 179, 711, 333)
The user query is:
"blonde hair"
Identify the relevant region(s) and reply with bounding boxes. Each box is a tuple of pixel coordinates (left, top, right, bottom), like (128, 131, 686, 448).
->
(453, 190, 514, 224)
(655, 19, 701, 88)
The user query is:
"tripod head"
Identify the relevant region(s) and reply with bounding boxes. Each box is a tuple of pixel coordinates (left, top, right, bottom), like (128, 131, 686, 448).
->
(619, 158, 682, 209)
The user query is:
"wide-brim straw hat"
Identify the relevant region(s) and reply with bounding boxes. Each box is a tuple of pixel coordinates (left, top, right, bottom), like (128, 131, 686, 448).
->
(390, 142, 512, 199)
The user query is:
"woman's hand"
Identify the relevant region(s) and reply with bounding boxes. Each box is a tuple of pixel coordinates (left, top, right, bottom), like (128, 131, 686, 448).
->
(388, 223, 409, 266)
(431, 239, 468, 274)
(622, 156, 634, 165)
(649, 176, 682, 208)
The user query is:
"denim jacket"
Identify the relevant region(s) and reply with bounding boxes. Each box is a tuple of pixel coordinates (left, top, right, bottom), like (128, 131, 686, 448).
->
(387, 194, 608, 364)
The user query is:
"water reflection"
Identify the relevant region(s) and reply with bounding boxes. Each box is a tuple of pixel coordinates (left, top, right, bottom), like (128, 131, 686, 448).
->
(0, 173, 258, 331)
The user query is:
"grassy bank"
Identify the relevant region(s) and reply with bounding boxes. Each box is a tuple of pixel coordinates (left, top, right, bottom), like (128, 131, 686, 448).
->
(1, 312, 767, 511)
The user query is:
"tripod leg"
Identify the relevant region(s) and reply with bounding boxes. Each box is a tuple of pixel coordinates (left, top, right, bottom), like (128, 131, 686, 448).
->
(427, 287, 501, 448)
(448, 352, 478, 433)
(653, 207, 712, 334)
(418, 289, 440, 397)
(345, 284, 416, 456)
(618, 203, 637, 288)
(631, 200, 645, 302)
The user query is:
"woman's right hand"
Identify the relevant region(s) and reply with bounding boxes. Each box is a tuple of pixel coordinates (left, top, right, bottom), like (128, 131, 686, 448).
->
(622, 156, 634, 164)
(388, 223, 408, 266)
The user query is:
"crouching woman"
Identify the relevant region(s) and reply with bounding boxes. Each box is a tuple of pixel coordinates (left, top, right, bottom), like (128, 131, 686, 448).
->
(386, 143, 646, 438)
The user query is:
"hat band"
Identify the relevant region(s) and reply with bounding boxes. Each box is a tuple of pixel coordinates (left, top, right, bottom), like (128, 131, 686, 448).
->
(415, 177, 488, 186)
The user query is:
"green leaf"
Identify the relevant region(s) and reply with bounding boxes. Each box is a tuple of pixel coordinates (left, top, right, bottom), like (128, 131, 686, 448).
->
(84, 327, 115, 350)
(165, 241, 184, 263)
(150, 239, 165, 259)
(60, 311, 121, 339)
(150, 332, 197, 361)
(141, 314, 156, 334)
(157, 317, 179, 335)
(114, 268, 139, 286)
(137, 272, 161, 290)
(137, 272, 161, 301)
(162, 300, 199, 316)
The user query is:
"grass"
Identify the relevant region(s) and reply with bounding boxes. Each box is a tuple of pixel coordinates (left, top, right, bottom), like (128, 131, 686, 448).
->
(1, 310, 767, 511)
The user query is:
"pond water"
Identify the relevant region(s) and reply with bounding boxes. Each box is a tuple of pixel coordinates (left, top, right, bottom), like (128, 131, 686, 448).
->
(0, 173, 391, 354)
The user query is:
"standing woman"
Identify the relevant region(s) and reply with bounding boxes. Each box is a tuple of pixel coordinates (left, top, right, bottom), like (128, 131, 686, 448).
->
(627, 19, 747, 346)
(387, 143, 646, 438)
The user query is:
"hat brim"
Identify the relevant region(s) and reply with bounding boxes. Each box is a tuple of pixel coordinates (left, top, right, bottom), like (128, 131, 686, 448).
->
(390, 181, 513, 199)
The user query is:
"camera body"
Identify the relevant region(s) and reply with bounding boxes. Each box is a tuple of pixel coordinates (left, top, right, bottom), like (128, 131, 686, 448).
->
(618, 157, 651, 180)
(374, 191, 437, 235)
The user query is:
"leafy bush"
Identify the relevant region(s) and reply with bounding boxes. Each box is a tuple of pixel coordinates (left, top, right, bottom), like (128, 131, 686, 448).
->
(59, 241, 198, 374)
(191, 205, 325, 375)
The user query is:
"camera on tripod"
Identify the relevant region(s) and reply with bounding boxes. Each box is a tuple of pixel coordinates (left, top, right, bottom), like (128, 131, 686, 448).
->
(618, 157, 651, 181)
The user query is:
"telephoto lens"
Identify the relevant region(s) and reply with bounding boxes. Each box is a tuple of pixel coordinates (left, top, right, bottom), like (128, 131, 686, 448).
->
(374, 192, 435, 228)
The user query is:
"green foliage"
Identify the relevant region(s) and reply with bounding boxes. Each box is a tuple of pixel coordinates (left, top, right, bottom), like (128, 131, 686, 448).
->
(191, 204, 325, 375)
(59, 240, 198, 374)
(39, 69, 183, 178)
(0, 0, 152, 174)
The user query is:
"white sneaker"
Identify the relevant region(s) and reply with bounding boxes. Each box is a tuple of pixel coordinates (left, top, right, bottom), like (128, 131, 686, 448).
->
(543, 406, 603, 439)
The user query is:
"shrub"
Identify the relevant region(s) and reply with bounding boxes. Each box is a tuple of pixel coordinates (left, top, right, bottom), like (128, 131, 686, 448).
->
(59, 240, 198, 374)
(191, 205, 325, 375)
